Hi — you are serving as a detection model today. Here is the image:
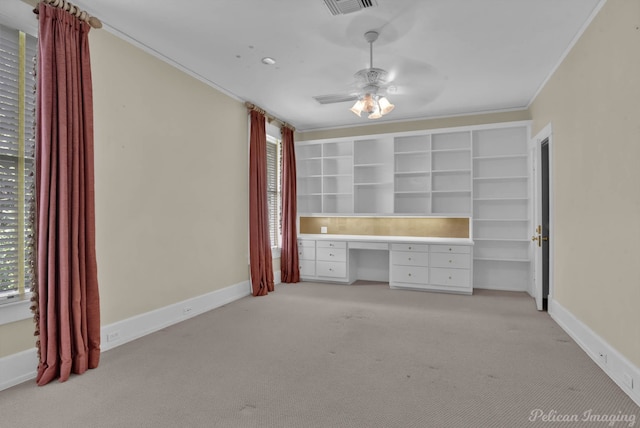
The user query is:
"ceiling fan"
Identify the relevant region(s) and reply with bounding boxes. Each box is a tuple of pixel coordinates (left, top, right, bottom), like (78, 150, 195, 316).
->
(313, 30, 396, 119)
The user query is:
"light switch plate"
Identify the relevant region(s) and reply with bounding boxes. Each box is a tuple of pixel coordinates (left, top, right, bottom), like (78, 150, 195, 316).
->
(321, 226, 328, 234)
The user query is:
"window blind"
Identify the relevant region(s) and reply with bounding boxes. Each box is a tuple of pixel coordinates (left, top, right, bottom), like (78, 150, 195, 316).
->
(266, 137, 281, 248)
(0, 24, 36, 303)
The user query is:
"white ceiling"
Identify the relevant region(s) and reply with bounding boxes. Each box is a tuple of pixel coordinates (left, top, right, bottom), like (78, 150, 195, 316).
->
(7, 0, 603, 131)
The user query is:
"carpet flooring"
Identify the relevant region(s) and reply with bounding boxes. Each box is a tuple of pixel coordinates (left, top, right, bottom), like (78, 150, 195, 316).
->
(1, 281, 638, 427)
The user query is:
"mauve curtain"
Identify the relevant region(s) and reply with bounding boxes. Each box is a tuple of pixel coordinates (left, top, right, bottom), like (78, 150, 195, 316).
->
(280, 126, 299, 283)
(249, 110, 274, 296)
(34, 3, 100, 386)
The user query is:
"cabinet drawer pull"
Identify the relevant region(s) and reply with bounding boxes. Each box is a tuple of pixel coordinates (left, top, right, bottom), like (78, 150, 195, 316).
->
(408, 257, 412, 261)
(448, 248, 452, 251)
(408, 273, 412, 277)
(449, 260, 452, 263)
(408, 246, 412, 250)
(449, 276, 452, 280)
(330, 253, 334, 257)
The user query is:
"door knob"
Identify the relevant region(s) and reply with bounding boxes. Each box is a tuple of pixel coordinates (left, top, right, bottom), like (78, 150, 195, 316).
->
(532, 235, 549, 247)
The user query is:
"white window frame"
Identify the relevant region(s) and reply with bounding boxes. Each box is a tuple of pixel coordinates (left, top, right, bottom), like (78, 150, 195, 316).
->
(0, 22, 37, 325)
(266, 134, 281, 257)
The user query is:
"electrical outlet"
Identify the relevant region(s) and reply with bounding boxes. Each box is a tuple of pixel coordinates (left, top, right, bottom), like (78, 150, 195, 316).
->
(106, 331, 120, 342)
(183, 306, 193, 315)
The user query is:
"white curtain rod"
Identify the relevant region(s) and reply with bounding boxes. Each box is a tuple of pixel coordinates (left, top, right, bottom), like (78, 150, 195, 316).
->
(34, 0, 103, 29)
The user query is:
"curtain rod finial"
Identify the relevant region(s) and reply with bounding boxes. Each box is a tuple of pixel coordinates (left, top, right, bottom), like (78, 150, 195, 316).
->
(88, 16, 102, 29)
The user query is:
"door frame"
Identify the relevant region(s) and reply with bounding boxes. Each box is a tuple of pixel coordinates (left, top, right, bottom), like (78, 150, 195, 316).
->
(530, 123, 555, 310)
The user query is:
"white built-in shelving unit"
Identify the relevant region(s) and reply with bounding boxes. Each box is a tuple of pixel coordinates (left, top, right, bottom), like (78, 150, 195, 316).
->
(295, 122, 531, 292)
(354, 138, 394, 213)
(295, 143, 323, 214)
(472, 126, 530, 291)
(430, 132, 472, 215)
(393, 134, 431, 214)
(321, 141, 353, 214)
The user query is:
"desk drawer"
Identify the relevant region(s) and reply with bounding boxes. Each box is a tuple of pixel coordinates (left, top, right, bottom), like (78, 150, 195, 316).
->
(391, 250, 429, 267)
(430, 267, 470, 288)
(430, 245, 471, 254)
(349, 241, 388, 250)
(316, 247, 346, 262)
(317, 261, 346, 278)
(317, 241, 346, 249)
(390, 243, 428, 252)
(298, 246, 316, 261)
(297, 239, 315, 248)
(299, 260, 315, 277)
(390, 265, 428, 285)
(430, 252, 471, 269)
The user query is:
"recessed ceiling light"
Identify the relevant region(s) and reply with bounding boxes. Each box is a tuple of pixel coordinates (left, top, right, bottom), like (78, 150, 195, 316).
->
(261, 57, 276, 65)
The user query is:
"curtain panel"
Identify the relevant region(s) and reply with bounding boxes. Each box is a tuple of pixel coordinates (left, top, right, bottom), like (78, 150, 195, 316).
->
(280, 126, 299, 283)
(249, 110, 274, 295)
(34, 3, 100, 386)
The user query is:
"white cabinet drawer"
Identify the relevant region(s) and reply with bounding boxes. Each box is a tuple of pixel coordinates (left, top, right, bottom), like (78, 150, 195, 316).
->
(390, 265, 428, 285)
(317, 261, 346, 278)
(316, 247, 346, 262)
(317, 241, 346, 249)
(390, 243, 428, 252)
(430, 252, 471, 269)
(349, 241, 388, 250)
(298, 246, 316, 261)
(430, 245, 471, 254)
(429, 267, 470, 288)
(299, 260, 315, 277)
(297, 239, 315, 248)
(391, 250, 429, 267)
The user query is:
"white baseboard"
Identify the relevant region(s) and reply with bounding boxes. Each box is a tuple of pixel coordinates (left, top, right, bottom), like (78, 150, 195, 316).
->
(0, 280, 251, 392)
(550, 297, 640, 407)
(474, 284, 528, 292)
(0, 348, 38, 391)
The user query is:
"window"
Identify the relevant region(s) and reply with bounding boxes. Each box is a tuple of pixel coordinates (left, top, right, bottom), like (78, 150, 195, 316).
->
(0, 23, 37, 307)
(266, 135, 281, 249)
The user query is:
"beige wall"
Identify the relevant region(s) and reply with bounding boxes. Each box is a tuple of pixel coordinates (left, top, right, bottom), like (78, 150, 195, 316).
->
(1, 28, 249, 356)
(530, 0, 640, 367)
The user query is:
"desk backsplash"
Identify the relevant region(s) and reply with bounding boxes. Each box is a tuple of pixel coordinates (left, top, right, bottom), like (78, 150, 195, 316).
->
(299, 216, 470, 239)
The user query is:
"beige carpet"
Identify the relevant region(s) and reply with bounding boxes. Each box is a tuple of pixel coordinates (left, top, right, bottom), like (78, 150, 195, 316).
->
(1, 282, 638, 427)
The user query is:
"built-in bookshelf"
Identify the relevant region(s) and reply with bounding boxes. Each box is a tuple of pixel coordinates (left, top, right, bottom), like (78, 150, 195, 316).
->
(430, 132, 472, 215)
(295, 122, 531, 293)
(472, 126, 530, 291)
(393, 135, 431, 214)
(353, 138, 393, 214)
(296, 143, 323, 214)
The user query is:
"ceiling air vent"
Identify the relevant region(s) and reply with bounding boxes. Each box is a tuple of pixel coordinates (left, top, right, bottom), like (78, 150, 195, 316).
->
(323, 0, 378, 16)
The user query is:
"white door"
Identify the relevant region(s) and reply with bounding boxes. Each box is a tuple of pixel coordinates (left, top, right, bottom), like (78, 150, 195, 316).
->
(530, 124, 552, 311)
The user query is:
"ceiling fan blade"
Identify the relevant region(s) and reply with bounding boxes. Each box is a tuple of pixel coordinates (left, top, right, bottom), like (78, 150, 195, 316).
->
(313, 93, 359, 105)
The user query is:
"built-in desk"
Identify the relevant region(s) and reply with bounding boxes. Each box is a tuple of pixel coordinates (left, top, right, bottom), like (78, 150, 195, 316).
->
(297, 234, 474, 295)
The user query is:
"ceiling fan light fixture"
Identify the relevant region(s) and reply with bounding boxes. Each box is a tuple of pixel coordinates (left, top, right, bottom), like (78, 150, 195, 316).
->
(350, 99, 365, 116)
(378, 96, 395, 115)
(368, 107, 382, 119)
(362, 93, 376, 113)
